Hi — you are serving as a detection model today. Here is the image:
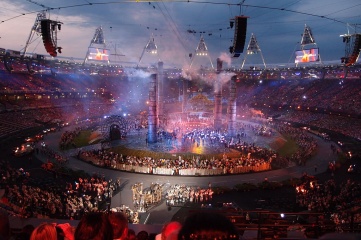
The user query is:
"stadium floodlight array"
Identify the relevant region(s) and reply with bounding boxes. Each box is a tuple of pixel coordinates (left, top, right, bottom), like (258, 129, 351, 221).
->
(189, 35, 214, 69)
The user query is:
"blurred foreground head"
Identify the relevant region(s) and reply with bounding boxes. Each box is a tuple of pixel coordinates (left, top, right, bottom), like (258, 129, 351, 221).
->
(161, 221, 182, 240)
(108, 212, 129, 240)
(74, 212, 113, 240)
(30, 223, 57, 240)
(0, 210, 10, 240)
(178, 211, 240, 240)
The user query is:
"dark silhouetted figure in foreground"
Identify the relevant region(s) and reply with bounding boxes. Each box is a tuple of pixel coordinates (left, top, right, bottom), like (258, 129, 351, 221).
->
(156, 221, 182, 240)
(137, 230, 149, 240)
(127, 229, 136, 240)
(0, 210, 10, 240)
(15, 224, 34, 240)
(29, 223, 57, 240)
(108, 212, 129, 240)
(177, 211, 240, 240)
(74, 212, 113, 240)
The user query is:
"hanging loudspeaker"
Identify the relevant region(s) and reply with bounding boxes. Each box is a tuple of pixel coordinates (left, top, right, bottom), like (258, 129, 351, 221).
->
(230, 16, 248, 58)
(41, 19, 60, 57)
(346, 34, 361, 66)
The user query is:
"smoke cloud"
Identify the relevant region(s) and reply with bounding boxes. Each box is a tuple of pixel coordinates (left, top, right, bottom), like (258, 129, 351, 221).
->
(218, 52, 232, 67)
(123, 68, 152, 79)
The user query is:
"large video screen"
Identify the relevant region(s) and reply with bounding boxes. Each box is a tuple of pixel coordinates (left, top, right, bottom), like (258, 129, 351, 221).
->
(87, 47, 109, 61)
(295, 48, 319, 63)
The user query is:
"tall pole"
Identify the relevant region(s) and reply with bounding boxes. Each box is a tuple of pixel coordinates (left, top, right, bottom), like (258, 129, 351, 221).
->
(157, 61, 164, 127)
(228, 75, 237, 136)
(214, 58, 223, 130)
(148, 74, 158, 143)
(182, 78, 188, 113)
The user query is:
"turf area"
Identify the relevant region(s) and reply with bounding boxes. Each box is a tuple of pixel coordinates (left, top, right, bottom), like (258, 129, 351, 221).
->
(273, 135, 299, 157)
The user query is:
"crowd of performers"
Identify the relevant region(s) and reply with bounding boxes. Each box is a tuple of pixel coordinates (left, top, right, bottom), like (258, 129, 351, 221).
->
(131, 182, 163, 213)
(75, 120, 318, 176)
(178, 123, 275, 146)
(129, 182, 216, 215)
(38, 145, 69, 170)
(163, 121, 274, 147)
(0, 118, 319, 223)
(59, 127, 82, 150)
(79, 146, 273, 176)
(77, 123, 280, 175)
(165, 184, 214, 206)
(110, 205, 140, 224)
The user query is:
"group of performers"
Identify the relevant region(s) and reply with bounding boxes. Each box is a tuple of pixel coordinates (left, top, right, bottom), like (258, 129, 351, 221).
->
(165, 184, 214, 206)
(131, 182, 163, 212)
(130, 182, 215, 213)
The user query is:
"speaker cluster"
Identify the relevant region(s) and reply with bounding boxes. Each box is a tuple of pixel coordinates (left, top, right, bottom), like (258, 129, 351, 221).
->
(343, 34, 361, 66)
(229, 16, 248, 58)
(41, 19, 63, 57)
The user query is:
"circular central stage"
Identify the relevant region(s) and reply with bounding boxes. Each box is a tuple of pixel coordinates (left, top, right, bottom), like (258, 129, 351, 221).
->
(107, 120, 283, 156)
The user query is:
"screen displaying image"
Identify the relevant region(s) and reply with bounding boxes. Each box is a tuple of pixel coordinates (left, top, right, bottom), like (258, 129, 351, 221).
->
(295, 48, 319, 63)
(87, 47, 109, 61)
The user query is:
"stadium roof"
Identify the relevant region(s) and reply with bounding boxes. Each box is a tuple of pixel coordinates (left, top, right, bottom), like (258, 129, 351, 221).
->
(0, 0, 360, 68)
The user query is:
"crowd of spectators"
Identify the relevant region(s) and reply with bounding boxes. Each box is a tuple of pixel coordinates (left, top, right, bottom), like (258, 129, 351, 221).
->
(0, 102, 115, 139)
(3, 175, 114, 219)
(0, 208, 243, 240)
(0, 152, 120, 220)
(0, 64, 361, 238)
(0, 67, 360, 144)
(295, 174, 361, 232)
(0, 110, 43, 138)
(236, 78, 361, 116)
(275, 124, 318, 166)
(279, 111, 361, 141)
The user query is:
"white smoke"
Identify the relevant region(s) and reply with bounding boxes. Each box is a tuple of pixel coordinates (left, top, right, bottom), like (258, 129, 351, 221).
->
(123, 67, 151, 79)
(213, 73, 233, 93)
(181, 63, 235, 94)
(181, 66, 199, 81)
(218, 52, 232, 67)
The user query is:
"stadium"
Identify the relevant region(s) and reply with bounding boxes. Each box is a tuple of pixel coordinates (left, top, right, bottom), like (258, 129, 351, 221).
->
(1, 1, 361, 240)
